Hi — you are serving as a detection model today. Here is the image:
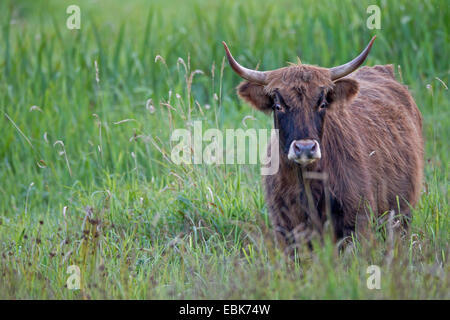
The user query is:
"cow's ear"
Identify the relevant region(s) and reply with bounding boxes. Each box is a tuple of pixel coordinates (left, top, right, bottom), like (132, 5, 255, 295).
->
(328, 78, 359, 105)
(237, 81, 272, 113)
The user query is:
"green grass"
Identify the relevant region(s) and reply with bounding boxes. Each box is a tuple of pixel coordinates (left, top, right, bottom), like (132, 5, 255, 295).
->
(0, 0, 448, 299)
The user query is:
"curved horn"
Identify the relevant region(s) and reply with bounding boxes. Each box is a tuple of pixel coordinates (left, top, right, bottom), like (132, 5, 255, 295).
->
(222, 41, 269, 85)
(329, 36, 376, 80)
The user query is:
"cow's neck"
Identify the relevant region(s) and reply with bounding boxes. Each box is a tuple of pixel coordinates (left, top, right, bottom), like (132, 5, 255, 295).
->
(297, 164, 325, 233)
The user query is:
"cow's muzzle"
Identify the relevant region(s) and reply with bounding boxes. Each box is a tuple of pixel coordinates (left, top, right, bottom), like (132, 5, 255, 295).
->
(288, 139, 321, 165)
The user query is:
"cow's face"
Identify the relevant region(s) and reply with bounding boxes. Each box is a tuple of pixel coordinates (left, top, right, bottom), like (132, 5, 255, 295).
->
(223, 37, 374, 166)
(237, 66, 359, 166)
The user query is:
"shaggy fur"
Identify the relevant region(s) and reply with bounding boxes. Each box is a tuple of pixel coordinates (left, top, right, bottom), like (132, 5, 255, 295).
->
(236, 64, 424, 251)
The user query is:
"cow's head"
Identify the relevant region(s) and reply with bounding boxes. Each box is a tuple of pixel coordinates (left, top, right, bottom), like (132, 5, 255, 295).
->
(223, 37, 375, 167)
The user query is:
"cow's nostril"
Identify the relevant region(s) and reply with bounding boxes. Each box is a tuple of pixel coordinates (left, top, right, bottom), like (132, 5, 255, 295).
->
(310, 143, 316, 152)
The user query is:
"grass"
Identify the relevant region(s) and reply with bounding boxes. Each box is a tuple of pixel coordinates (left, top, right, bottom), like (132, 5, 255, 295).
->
(0, 0, 448, 299)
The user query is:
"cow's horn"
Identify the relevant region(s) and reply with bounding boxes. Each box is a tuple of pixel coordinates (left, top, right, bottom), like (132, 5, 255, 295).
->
(222, 41, 269, 85)
(329, 36, 376, 80)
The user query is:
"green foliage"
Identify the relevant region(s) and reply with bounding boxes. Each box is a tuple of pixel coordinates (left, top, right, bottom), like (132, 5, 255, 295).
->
(0, 0, 448, 299)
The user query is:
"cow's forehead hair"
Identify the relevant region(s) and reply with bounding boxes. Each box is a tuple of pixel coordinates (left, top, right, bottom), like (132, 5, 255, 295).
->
(263, 65, 334, 103)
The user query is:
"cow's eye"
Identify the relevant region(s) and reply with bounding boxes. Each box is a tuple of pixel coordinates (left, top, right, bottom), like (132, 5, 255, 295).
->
(273, 95, 283, 111)
(318, 91, 328, 109)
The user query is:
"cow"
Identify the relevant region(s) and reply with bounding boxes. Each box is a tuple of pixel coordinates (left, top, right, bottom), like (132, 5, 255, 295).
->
(222, 37, 424, 252)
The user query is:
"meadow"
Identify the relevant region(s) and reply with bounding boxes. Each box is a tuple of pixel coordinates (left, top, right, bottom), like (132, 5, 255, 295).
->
(0, 0, 448, 299)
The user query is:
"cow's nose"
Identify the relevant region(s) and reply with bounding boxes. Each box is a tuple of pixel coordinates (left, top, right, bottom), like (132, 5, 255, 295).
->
(288, 139, 321, 164)
(293, 140, 316, 157)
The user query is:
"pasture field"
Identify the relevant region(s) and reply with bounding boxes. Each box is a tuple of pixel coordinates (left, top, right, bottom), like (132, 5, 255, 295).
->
(0, 0, 448, 299)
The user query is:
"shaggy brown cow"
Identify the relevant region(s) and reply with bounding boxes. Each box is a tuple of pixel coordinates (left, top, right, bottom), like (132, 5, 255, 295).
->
(223, 37, 424, 251)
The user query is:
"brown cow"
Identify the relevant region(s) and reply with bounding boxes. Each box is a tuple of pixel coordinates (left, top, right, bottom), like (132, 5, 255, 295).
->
(223, 37, 424, 251)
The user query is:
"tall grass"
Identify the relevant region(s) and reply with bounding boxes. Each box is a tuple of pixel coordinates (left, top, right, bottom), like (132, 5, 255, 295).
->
(0, 0, 448, 299)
